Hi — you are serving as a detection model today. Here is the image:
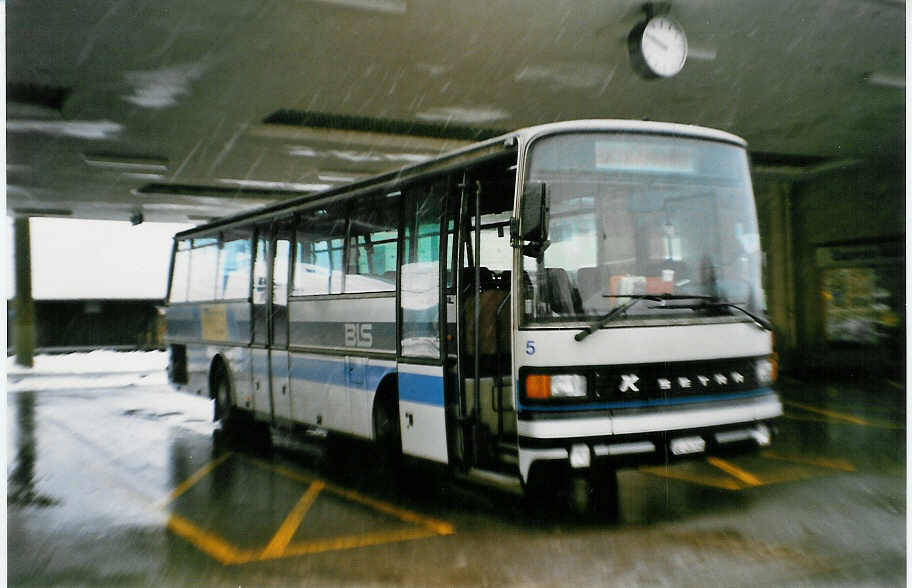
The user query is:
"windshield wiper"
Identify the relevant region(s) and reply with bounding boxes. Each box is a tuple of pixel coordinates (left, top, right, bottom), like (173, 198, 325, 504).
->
(648, 299, 773, 331)
(574, 294, 717, 342)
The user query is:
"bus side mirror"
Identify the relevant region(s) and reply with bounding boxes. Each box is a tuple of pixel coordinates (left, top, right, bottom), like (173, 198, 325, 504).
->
(518, 182, 550, 257)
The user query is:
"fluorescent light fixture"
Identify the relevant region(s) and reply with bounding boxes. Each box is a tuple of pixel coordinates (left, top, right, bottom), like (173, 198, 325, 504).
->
(329, 150, 432, 164)
(7, 120, 122, 140)
(688, 46, 717, 61)
(141, 198, 272, 209)
(300, 0, 406, 14)
(84, 153, 169, 172)
(416, 106, 510, 124)
(288, 146, 319, 157)
(123, 172, 166, 181)
(318, 173, 364, 183)
(219, 179, 332, 191)
(863, 72, 904, 89)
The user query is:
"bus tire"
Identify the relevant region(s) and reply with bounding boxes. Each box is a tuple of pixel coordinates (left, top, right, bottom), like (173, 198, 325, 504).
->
(213, 365, 234, 425)
(588, 466, 620, 520)
(522, 461, 566, 515)
(372, 391, 401, 468)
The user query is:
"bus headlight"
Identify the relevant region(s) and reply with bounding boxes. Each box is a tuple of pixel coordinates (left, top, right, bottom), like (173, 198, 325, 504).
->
(551, 374, 587, 398)
(755, 356, 777, 386)
(525, 374, 587, 400)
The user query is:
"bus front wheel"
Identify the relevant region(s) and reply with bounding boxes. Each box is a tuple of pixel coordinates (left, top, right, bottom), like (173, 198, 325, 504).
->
(587, 467, 620, 520)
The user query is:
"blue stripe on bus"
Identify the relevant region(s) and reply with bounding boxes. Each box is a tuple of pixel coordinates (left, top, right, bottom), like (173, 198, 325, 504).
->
(398, 372, 445, 407)
(287, 356, 345, 385)
(516, 387, 775, 413)
(286, 356, 395, 388)
(247, 356, 444, 407)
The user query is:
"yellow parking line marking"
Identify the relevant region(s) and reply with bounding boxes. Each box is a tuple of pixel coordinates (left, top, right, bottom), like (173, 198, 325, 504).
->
(159, 452, 233, 507)
(274, 527, 439, 560)
(746, 468, 818, 486)
(817, 401, 902, 418)
(639, 465, 743, 490)
(783, 408, 904, 430)
(760, 451, 856, 472)
(261, 481, 325, 559)
(783, 413, 843, 425)
(161, 454, 454, 565)
(247, 458, 454, 536)
(167, 513, 256, 565)
(784, 401, 869, 425)
(859, 419, 904, 430)
(326, 483, 454, 535)
(707, 457, 763, 487)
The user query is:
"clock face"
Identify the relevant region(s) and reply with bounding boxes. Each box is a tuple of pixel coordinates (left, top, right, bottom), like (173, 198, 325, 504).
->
(639, 16, 688, 78)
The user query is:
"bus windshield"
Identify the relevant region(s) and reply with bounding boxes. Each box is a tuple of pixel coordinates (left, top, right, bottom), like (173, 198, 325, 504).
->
(522, 132, 765, 325)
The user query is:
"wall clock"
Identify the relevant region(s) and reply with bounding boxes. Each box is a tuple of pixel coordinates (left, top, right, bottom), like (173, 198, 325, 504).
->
(628, 15, 688, 79)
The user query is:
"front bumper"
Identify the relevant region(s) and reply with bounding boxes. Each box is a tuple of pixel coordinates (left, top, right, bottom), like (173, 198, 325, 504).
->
(517, 391, 782, 482)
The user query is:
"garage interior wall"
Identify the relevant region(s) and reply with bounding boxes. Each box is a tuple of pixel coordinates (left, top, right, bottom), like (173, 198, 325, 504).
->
(755, 164, 904, 379)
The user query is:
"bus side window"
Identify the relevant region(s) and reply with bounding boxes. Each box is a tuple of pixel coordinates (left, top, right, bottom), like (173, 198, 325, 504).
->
(252, 232, 269, 305)
(187, 239, 218, 302)
(169, 240, 191, 303)
(400, 179, 446, 360)
(346, 192, 398, 293)
(292, 205, 346, 296)
(215, 229, 252, 300)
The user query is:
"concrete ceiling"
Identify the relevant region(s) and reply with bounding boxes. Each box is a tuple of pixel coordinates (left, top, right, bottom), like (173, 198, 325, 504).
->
(7, 0, 905, 224)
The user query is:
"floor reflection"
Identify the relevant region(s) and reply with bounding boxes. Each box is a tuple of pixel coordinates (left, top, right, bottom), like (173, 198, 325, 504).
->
(8, 391, 59, 507)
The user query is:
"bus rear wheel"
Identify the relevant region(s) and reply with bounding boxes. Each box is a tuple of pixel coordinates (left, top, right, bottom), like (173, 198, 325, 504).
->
(213, 370, 234, 424)
(212, 368, 271, 452)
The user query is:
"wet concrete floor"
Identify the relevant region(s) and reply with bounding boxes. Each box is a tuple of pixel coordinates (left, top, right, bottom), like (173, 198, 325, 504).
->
(7, 374, 906, 586)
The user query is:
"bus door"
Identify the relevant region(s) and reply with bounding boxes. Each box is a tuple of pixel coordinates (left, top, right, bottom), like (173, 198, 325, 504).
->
(250, 227, 271, 418)
(397, 179, 450, 464)
(270, 222, 292, 422)
(456, 169, 517, 470)
(250, 222, 292, 423)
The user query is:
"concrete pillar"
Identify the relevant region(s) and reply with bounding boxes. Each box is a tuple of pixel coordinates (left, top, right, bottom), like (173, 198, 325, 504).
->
(13, 216, 35, 367)
(755, 181, 798, 362)
(765, 183, 798, 349)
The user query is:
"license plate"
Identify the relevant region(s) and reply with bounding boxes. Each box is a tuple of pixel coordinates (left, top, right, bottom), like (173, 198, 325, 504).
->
(670, 436, 706, 456)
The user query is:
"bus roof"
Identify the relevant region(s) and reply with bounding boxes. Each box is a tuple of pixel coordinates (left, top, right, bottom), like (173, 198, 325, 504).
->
(175, 119, 746, 240)
(513, 119, 747, 147)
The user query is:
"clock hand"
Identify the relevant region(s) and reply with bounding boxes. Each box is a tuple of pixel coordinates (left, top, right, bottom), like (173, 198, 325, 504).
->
(645, 33, 669, 51)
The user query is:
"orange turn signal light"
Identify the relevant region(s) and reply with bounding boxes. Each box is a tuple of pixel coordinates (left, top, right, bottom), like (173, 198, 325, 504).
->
(525, 374, 551, 399)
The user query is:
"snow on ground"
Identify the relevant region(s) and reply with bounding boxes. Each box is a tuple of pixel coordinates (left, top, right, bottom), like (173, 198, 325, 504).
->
(7, 350, 167, 375)
(6, 350, 169, 391)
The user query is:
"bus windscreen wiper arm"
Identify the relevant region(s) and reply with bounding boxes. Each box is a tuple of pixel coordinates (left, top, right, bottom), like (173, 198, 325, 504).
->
(648, 299, 773, 331)
(574, 294, 716, 342)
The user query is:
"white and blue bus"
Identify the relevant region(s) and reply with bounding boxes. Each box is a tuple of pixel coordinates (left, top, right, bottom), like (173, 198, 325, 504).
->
(165, 120, 781, 505)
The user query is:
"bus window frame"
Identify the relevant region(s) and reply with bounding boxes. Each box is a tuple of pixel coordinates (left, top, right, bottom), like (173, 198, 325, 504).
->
(166, 238, 178, 303)
(288, 201, 351, 299)
(184, 238, 220, 303)
(395, 174, 452, 367)
(213, 228, 255, 304)
(345, 192, 400, 294)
